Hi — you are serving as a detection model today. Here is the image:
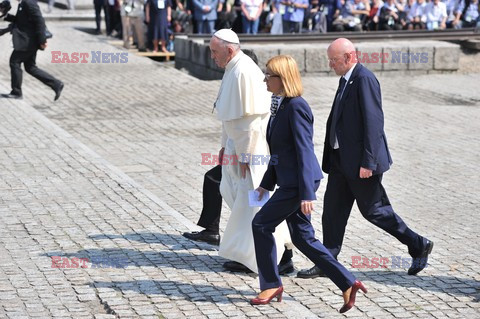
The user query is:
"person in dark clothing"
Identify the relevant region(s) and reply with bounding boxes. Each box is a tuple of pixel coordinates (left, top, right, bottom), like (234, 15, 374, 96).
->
(145, 0, 172, 52)
(93, 0, 110, 35)
(0, 0, 64, 101)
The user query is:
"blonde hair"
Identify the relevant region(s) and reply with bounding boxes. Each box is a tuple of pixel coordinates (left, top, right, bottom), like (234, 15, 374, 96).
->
(266, 55, 303, 97)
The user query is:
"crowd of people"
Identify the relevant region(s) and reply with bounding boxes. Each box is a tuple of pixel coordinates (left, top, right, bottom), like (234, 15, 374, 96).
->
(94, 0, 479, 52)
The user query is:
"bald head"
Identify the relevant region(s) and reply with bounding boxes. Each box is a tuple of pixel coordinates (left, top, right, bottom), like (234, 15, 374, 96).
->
(327, 38, 357, 76)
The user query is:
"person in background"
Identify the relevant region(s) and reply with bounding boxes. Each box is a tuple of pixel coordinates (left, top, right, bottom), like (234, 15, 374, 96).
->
(406, 0, 426, 30)
(146, 0, 172, 52)
(107, 0, 123, 37)
(240, 0, 264, 33)
(121, 0, 146, 51)
(425, 0, 447, 30)
(454, 0, 479, 28)
(193, 0, 218, 33)
(94, 0, 110, 34)
(378, 0, 404, 30)
(281, 0, 308, 33)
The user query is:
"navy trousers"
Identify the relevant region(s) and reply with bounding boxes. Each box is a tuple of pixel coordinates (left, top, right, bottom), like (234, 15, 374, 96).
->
(322, 149, 426, 259)
(252, 183, 356, 292)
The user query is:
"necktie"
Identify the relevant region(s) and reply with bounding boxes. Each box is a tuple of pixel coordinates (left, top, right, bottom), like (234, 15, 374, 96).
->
(329, 77, 347, 148)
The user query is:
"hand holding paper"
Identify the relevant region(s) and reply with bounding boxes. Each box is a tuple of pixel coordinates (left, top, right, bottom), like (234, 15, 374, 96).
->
(248, 189, 270, 207)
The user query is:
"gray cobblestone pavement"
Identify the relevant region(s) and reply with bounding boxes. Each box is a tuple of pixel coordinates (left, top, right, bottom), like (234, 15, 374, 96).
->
(0, 20, 479, 318)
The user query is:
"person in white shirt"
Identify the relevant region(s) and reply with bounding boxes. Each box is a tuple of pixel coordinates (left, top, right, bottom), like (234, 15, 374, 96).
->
(208, 29, 293, 273)
(425, 0, 447, 29)
(406, 0, 427, 29)
(452, 0, 479, 28)
(240, 0, 263, 33)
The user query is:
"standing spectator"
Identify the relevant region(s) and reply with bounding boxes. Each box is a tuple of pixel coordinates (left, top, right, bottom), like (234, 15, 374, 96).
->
(107, 0, 123, 37)
(216, 0, 237, 29)
(0, 0, 64, 101)
(94, 0, 110, 34)
(281, 0, 309, 33)
(240, 0, 263, 33)
(146, 0, 172, 52)
(425, 0, 447, 29)
(121, 0, 146, 51)
(267, 0, 283, 33)
(193, 0, 218, 33)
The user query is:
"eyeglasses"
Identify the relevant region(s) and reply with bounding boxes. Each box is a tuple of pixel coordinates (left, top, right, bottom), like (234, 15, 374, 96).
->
(264, 73, 279, 80)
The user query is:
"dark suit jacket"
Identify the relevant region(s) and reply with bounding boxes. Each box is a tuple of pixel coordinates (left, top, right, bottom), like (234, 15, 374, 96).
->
(260, 96, 323, 201)
(322, 63, 393, 180)
(4, 0, 46, 51)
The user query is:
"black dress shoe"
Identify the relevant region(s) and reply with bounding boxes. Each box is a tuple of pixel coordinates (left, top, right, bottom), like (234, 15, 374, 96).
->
(408, 240, 434, 275)
(182, 230, 220, 245)
(1, 93, 22, 99)
(54, 82, 64, 101)
(223, 261, 253, 273)
(278, 259, 294, 275)
(296, 265, 326, 278)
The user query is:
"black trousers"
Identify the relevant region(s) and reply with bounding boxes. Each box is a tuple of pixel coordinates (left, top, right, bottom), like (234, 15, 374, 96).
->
(10, 50, 59, 96)
(322, 149, 426, 259)
(94, 2, 110, 32)
(197, 165, 222, 233)
(199, 165, 293, 263)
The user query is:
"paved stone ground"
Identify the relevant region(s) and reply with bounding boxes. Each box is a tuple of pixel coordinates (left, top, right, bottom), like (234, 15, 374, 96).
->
(0, 19, 479, 319)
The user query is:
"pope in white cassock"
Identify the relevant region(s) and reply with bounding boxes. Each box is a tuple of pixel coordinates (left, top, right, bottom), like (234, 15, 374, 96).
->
(209, 29, 293, 273)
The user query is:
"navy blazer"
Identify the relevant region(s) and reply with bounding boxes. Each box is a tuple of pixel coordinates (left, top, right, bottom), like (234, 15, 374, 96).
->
(322, 64, 393, 180)
(260, 96, 323, 200)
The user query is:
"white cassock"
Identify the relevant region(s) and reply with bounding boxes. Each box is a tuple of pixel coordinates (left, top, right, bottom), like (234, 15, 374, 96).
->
(215, 51, 292, 273)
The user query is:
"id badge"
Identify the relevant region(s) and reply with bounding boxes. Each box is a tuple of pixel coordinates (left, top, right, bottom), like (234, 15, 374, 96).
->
(287, 5, 295, 13)
(279, 4, 286, 14)
(324, 7, 329, 15)
(158, 0, 165, 9)
(466, 15, 472, 22)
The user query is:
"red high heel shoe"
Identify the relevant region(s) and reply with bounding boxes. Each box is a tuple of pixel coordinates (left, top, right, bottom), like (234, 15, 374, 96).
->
(339, 280, 367, 313)
(250, 286, 284, 305)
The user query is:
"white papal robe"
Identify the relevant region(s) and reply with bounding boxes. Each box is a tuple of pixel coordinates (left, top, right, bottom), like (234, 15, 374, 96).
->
(215, 51, 292, 273)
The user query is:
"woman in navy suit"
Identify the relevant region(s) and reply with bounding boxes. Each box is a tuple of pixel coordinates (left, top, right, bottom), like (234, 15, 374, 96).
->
(250, 55, 367, 313)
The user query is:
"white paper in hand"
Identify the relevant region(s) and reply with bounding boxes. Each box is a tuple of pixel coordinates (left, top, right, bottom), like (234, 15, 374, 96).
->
(248, 190, 270, 207)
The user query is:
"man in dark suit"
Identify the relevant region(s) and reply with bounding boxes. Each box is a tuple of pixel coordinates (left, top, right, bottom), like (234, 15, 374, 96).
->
(297, 38, 433, 279)
(0, 0, 64, 100)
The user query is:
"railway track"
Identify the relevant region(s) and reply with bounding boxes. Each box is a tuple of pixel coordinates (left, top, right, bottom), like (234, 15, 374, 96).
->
(187, 28, 480, 44)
